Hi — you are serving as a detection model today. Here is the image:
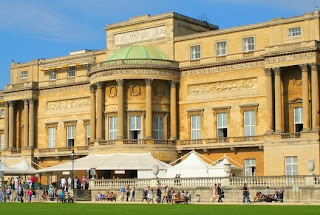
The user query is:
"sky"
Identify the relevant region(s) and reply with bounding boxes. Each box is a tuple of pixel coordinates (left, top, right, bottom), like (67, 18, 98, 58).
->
(0, 0, 319, 90)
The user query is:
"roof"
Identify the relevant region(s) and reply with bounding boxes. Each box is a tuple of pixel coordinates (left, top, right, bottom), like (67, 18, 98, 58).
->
(106, 45, 167, 61)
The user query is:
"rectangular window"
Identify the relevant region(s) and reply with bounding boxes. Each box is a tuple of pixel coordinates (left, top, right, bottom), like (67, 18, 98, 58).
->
(190, 45, 201, 60)
(0, 109, 4, 118)
(245, 159, 256, 176)
(217, 113, 228, 138)
(129, 116, 141, 139)
(21, 71, 28, 79)
(48, 127, 56, 148)
(153, 116, 164, 139)
(109, 116, 118, 140)
(216, 41, 227, 56)
(68, 67, 76, 78)
(191, 115, 201, 139)
(288, 27, 301, 38)
(86, 124, 90, 145)
(294, 107, 303, 132)
(285, 156, 298, 175)
(67, 125, 75, 147)
(0, 133, 4, 150)
(243, 37, 255, 52)
(244, 110, 255, 136)
(49, 70, 57, 80)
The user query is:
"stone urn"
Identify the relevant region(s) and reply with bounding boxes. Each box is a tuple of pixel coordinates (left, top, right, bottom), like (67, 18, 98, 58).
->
(152, 165, 160, 178)
(307, 160, 315, 175)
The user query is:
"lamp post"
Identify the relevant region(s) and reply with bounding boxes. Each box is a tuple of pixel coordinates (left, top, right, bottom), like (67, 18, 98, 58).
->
(71, 150, 75, 189)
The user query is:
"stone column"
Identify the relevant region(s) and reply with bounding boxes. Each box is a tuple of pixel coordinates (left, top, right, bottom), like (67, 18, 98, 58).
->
(274, 68, 282, 133)
(145, 79, 153, 139)
(311, 63, 319, 130)
(96, 82, 104, 140)
(29, 99, 35, 149)
(90, 85, 96, 141)
(300, 64, 310, 131)
(117, 79, 124, 139)
(265, 68, 274, 133)
(8, 101, 15, 149)
(170, 81, 178, 139)
(24, 99, 29, 149)
(4, 102, 9, 149)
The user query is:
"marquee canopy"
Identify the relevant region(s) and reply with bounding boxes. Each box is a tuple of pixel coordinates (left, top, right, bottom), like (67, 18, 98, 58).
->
(0, 160, 37, 175)
(37, 153, 169, 173)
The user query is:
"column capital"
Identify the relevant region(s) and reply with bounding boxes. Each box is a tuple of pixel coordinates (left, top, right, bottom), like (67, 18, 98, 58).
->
(299, 64, 309, 72)
(28, 98, 36, 104)
(116, 79, 124, 87)
(23, 99, 29, 104)
(8, 101, 16, 106)
(90, 85, 96, 93)
(96, 82, 104, 89)
(273, 67, 281, 75)
(264, 68, 272, 76)
(170, 80, 179, 88)
(4, 101, 9, 107)
(145, 79, 153, 86)
(310, 63, 319, 71)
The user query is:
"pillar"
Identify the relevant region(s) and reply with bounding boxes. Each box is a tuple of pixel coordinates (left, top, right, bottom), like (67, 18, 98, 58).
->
(90, 85, 96, 141)
(170, 81, 178, 139)
(96, 82, 104, 140)
(300, 64, 310, 131)
(24, 99, 29, 149)
(311, 63, 319, 130)
(29, 98, 35, 149)
(8, 101, 15, 149)
(4, 102, 9, 149)
(145, 79, 153, 139)
(265, 68, 274, 133)
(117, 79, 124, 139)
(274, 68, 282, 133)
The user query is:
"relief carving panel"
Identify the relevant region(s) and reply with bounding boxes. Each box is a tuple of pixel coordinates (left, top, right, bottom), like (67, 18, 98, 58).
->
(47, 97, 90, 111)
(114, 26, 166, 46)
(188, 78, 257, 95)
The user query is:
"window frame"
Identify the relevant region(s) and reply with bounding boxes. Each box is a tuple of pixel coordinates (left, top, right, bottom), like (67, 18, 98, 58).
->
(190, 45, 201, 60)
(243, 37, 255, 53)
(239, 104, 259, 137)
(293, 107, 303, 132)
(216, 112, 228, 138)
(285, 156, 298, 175)
(86, 124, 90, 145)
(129, 115, 142, 139)
(49, 70, 57, 81)
(21, 71, 28, 80)
(245, 159, 256, 176)
(216, 41, 227, 56)
(48, 127, 56, 149)
(0, 132, 4, 151)
(153, 115, 164, 140)
(190, 115, 201, 140)
(67, 125, 75, 147)
(68, 66, 76, 78)
(109, 116, 118, 140)
(0, 109, 4, 118)
(288, 27, 301, 38)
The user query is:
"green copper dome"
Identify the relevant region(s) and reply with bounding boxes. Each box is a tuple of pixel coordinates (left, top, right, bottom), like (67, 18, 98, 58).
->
(106, 45, 167, 61)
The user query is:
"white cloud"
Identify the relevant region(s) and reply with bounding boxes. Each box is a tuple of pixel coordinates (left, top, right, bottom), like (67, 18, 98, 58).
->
(0, 0, 99, 41)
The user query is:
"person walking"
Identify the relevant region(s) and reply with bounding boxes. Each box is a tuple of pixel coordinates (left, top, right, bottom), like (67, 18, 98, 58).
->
(212, 184, 217, 202)
(131, 186, 136, 201)
(243, 183, 251, 203)
(278, 186, 284, 203)
(217, 183, 224, 203)
(156, 185, 162, 204)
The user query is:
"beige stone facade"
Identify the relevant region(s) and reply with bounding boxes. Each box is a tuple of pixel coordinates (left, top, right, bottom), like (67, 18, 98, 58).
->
(1, 10, 320, 182)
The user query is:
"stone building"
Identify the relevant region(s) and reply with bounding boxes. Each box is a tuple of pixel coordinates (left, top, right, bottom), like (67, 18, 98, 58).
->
(0, 9, 320, 182)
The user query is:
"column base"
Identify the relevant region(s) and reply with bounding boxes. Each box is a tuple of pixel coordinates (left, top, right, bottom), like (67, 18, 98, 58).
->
(170, 137, 178, 140)
(301, 128, 311, 132)
(274, 130, 283, 134)
(117, 136, 124, 140)
(145, 136, 153, 140)
(265, 130, 274, 135)
(311, 128, 319, 132)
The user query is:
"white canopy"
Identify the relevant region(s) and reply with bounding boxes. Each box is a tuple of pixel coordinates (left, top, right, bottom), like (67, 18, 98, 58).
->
(0, 160, 36, 175)
(165, 151, 216, 178)
(37, 152, 168, 173)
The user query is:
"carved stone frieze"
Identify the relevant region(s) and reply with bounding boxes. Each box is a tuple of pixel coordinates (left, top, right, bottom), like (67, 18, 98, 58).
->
(4, 90, 34, 100)
(40, 56, 94, 71)
(90, 69, 180, 81)
(47, 97, 90, 111)
(265, 52, 315, 64)
(181, 61, 263, 77)
(114, 25, 166, 46)
(39, 84, 90, 95)
(188, 78, 257, 96)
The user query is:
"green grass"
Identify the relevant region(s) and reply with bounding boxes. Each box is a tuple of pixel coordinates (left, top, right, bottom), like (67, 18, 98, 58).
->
(0, 203, 319, 215)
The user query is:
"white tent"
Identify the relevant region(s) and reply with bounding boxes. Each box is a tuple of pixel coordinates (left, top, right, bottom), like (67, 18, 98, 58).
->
(165, 151, 217, 178)
(37, 153, 169, 178)
(0, 160, 36, 175)
(211, 157, 243, 177)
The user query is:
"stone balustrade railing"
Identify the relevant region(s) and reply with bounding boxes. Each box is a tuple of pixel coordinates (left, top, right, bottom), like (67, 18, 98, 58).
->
(180, 136, 264, 145)
(95, 58, 179, 68)
(90, 175, 320, 190)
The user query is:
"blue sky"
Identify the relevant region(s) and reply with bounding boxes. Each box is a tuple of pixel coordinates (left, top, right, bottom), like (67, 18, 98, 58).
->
(0, 0, 319, 90)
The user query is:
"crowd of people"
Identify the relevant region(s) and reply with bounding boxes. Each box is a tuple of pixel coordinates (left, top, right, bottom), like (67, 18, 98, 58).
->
(59, 176, 89, 192)
(243, 183, 284, 203)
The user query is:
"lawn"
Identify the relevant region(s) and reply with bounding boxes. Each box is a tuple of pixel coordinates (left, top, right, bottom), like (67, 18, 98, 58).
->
(0, 203, 319, 215)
